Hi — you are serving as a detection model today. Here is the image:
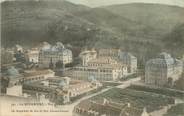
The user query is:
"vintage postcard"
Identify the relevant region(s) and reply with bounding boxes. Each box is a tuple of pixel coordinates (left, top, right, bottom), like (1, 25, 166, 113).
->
(1, 0, 184, 116)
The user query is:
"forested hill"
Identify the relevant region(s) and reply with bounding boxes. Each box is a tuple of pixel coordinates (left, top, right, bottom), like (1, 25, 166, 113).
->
(1, 0, 184, 65)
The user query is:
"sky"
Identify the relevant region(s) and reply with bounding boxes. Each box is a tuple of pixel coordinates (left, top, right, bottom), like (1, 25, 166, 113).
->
(66, 0, 184, 7)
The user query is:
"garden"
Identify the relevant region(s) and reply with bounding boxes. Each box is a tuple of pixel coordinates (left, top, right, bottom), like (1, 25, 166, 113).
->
(91, 87, 175, 113)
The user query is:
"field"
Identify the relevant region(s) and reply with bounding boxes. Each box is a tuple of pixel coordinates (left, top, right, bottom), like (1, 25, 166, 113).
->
(91, 88, 174, 113)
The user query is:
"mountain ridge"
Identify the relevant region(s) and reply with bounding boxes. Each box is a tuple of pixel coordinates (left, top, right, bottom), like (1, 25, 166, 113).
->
(1, 0, 184, 64)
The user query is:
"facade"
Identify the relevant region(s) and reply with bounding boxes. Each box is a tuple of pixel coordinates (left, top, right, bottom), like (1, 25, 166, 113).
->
(119, 52, 137, 73)
(72, 57, 127, 81)
(6, 85, 22, 97)
(145, 52, 183, 86)
(9, 69, 55, 86)
(26, 48, 39, 63)
(23, 77, 102, 104)
(73, 99, 143, 116)
(14, 44, 23, 52)
(79, 49, 97, 66)
(98, 48, 121, 59)
(98, 49, 137, 74)
(38, 42, 72, 68)
(68, 80, 102, 97)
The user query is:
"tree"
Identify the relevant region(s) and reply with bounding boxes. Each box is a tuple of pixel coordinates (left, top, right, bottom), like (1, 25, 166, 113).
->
(1, 50, 14, 65)
(55, 60, 63, 69)
(174, 73, 184, 90)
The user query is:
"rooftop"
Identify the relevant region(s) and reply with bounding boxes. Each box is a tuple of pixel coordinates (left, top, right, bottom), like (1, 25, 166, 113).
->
(40, 42, 71, 53)
(88, 57, 118, 64)
(74, 99, 142, 116)
(99, 48, 121, 52)
(146, 52, 182, 67)
(23, 69, 54, 77)
(120, 52, 137, 59)
(79, 50, 97, 57)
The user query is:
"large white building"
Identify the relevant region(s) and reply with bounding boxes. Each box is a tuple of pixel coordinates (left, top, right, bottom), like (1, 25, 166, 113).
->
(8, 68, 55, 86)
(26, 48, 39, 63)
(6, 85, 22, 97)
(14, 44, 23, 53)
(98, 49, 121, 59)
(79, 49, 97, 66)
(145, 52, 183, 86)
(119, 52, 137, 73)
(98, 49, 137, 73)
(38, 42, 72, 68)
(23, 77, 102, 104)
(72, 56, 127, 81)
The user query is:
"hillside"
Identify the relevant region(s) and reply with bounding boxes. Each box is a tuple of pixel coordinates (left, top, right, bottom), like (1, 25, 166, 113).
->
(1, 1, 184, 67)
(75, 7, 162, 40)
(1, 0, 112, 47)
(163, 23, 184, 56)
(103, 3, 184, 34)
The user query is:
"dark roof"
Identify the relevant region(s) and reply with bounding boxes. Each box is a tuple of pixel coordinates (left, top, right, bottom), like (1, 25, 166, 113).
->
(74, 99, 143, 116)
(74, 100, 123, 116)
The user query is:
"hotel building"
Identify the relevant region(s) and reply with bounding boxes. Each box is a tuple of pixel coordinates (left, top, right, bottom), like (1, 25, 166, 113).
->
(38, 42, 72, 68)
(8, 69, 55, 86)
(23, 77, 102, 104)
(25, 48, 39, 63)
(98, 49, 137, 73)
(79, 49, 97, 66)
(72, 57, 127, 81)
(145, 52, 183, 86)
(98, 48, 121, 59)
(119, 52, 137, 73)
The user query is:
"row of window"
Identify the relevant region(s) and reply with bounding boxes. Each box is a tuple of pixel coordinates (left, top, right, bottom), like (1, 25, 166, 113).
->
(74, 67, 113, 73)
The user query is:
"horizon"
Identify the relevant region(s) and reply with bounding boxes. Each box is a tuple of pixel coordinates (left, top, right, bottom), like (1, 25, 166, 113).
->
(1, 0, 184, 8)
(66, 0, 184, 8)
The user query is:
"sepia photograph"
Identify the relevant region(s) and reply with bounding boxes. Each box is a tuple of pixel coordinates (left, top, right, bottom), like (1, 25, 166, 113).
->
(1, 0, 184, 116)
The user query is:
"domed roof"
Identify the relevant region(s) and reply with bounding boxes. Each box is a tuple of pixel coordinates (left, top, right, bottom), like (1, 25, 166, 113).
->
(146, 52, 174, 67)
(41, 42, 51, 50)
(158, 52, 172, 59)
(40, 42, 72, 54)
(79, 49, 97, 57)
(120, 52, 136, 59)
(7, 66, 19, 77)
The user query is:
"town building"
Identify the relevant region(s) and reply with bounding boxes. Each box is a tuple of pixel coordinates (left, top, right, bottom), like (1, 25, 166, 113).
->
(6, 85, 22, 97)
(73, 99, 143, 116)
(38, 42, 72, 68)
(14, 44, 23, 53)
(98, 49, 137, 74)
(67, 79, 102, 97)
(25, 48, 39, 63)
(145, 52, 183, 86)
(98, 48, 121, 59)
(23, 77, 102, 104)
(119, 52, 137, 73)
(8, 68, 55, 86)
(79, 49, 97, 66)
(72, 57, 127, 81)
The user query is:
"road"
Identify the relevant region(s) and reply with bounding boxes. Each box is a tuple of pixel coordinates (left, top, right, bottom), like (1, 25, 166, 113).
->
(116, 77, 141, 88)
